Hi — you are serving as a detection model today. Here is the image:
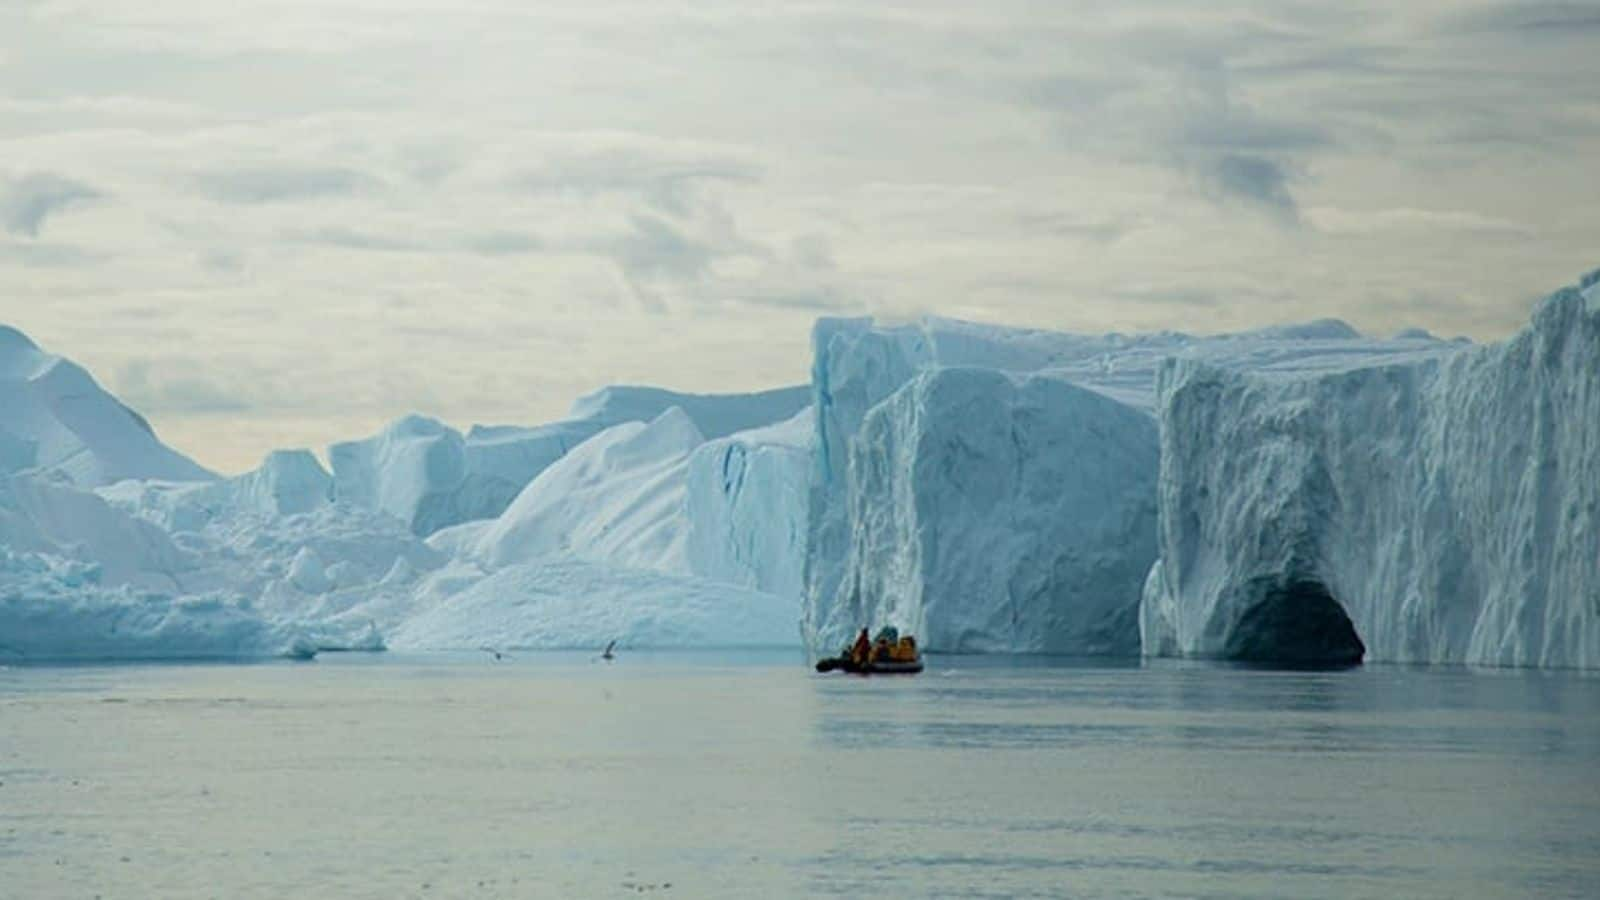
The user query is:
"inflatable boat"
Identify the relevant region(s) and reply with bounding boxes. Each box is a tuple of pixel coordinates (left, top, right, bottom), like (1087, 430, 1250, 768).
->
(814, 656, 923, 675)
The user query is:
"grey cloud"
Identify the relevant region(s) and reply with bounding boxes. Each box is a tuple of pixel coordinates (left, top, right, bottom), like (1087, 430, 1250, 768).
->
(1201, 154, 1299, 221)
(116, 361, 250, 414)
(198, 249, 244, 273)
(606, 214, 721, 282)
(193, 166, 373, 204)
(1445, 2, 1600, 34)
(739, 286, 863, 314)
(511, 144, 761, 217)
(1, 172, 101, 236)
(1011, 212, 1128, 244)
(284, 225, 419, 252)
(1174, 106, 1332, 155)
(460, 231, 543, 256)
(0, 239, 105, 267)
(1111, 286, 1223, 310)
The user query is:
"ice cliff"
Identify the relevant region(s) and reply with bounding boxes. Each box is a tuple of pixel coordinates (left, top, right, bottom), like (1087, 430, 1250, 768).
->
(801, 316, 1457, 658)
(820, 367, 1158, 655)
(1142, 272, 1600, 668)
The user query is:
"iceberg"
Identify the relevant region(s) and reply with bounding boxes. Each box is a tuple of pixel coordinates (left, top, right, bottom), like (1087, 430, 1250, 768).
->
(101, 448, 333, 533)
(0, 326, 214, 487)
(328, 385, 809, 536)
(0, 554, 307, 662)
(801, 315, 1459, 657)
(1142, 271, 1600, 668)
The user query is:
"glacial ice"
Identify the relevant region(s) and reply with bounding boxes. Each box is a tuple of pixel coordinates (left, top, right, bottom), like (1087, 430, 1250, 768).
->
(0, 550, 307, 662)
(387, 558, 797, 650)
(468, 407, 706, 573)
(0, 326, 214, 487)
(4, 267, 1597, 668)
(1141, 274, 1600, 668)
(801, 314, 1460, 657)
(816, 367, 1158, 656)
(329, 384, 809, 536)
(685, 407, 812, 600)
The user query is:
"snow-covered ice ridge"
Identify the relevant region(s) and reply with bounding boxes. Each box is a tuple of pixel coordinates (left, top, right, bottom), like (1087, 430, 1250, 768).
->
(1143, 271, 1600, 668)
(802, 314, 1463, 658)
(329, 384, 809, 535)
(0, 325, 214, 487)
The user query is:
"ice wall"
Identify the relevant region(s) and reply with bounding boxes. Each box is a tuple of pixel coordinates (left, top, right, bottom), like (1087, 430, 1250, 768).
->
(801, 316, 1459, 658)
(685, 407, 812, 600)
(1142, 273, 1600, 668)
(814, 368, 1158, 656)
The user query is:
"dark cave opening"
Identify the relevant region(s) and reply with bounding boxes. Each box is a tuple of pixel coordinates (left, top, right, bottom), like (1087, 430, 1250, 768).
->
(1225, 578, 1365, 667)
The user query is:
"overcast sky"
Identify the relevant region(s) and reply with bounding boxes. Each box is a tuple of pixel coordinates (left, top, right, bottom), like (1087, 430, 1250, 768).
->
(2, 0, 1597, 473)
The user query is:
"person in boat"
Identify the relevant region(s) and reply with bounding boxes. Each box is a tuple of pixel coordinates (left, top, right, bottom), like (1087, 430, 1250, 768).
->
(850, 627, 872, 665)
(871, 635, 891, 663)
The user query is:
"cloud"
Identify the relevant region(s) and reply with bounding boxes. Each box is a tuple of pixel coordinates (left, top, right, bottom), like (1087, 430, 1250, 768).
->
(283, 225, 420, 252)
(192, 166, 374, 204)
(1305, 207, 1536, 237)
(116, 361, 250, 415)
(459, 231, 543, 256)
(1446, 2, 1600, 35)
(606, 213, 723, 283)
(0, 238, 105, 267)
(1, 172, 101, 236)
(508, 135, 762, 216)
(1200, 154, 1299, 221)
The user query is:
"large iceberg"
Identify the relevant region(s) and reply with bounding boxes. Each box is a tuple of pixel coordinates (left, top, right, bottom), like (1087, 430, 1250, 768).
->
(0, 326, 214, 487)
(1141, 272, 1600, 668)
(801, 315, 1458, 658)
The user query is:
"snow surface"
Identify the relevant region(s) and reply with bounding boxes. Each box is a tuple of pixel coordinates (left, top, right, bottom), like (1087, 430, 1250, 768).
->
(387, 558, 796, 650)
(0, 326, 214, 487)
(468, 408, 705, 573)
(1142, 273, 1600, 668)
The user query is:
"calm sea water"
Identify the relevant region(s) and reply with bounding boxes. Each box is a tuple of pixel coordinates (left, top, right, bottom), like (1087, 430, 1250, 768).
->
(2, 652, 1598, 899)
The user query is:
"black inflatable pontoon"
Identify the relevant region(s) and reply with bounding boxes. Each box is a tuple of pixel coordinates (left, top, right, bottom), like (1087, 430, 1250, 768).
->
(815, 656, 923, 675)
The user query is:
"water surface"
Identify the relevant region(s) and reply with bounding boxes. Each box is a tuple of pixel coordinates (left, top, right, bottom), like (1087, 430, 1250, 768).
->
(3, 653, 1598, 898)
